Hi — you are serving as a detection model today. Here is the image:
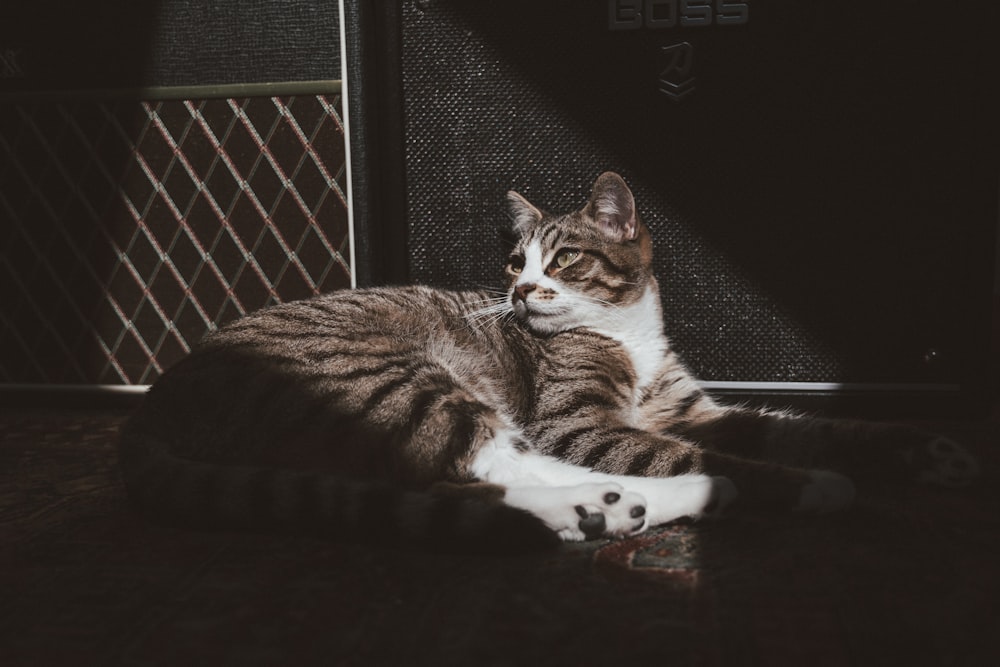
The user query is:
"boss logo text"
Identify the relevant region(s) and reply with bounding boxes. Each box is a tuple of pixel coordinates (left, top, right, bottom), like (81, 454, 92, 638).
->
(609, 0, 749, 30)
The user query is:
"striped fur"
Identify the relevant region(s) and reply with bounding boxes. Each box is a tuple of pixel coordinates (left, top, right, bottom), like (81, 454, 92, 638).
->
(118, 172, 978, 549)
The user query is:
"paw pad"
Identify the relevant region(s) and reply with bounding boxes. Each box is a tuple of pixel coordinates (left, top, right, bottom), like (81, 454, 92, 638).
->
(575, 505, 608, 540)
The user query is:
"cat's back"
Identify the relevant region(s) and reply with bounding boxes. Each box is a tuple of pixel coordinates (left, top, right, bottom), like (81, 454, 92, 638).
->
(115, 283, 561, 550)
(123, 285, 531, 460)
(205, 285, 491, 349)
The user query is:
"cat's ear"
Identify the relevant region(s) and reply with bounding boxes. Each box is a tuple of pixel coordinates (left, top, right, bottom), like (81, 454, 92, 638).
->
(506, 190, 544, 234)
(586, 172, 638, 241)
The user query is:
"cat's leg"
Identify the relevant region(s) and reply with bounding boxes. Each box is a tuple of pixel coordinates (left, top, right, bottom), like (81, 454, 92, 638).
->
(502, 483, 647, 541)
(510, 453, 739, 528)
(529, 416, 855, 513)
(368, 363, 652, 542)
(675, 406, 980, 488)
(469, 428, 737, 534)
(467, 426, 650, 540)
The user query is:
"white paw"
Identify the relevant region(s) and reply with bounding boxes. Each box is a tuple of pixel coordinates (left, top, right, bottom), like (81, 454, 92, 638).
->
(911, 437, 980, 488)
(624, 475, 738, 527)
(504, 482, 648, 542)
(797, 470, 856, 513)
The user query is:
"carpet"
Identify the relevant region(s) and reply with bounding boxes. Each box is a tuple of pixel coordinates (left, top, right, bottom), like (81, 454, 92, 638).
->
(2, 409, 999, 666)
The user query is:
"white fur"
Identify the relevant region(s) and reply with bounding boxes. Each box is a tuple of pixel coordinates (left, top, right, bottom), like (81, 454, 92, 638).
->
(517, 240, 548, 289)
(512, 245, 672, 391)
(468, 426, 538, 486)
(511, 240, 669, 389)
(497, 239, 731, 536)
(585, 286, 669, 391)
(470, 427, 734, 540)
(511, 240, 584, 332)
(504, 483, 645, 541)
(505, 450, 733, 526)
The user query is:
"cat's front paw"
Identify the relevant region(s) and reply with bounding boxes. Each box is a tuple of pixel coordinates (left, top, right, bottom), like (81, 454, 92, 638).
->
(904, 436, 980, 488)
(504, 483, 648, 542)
(797, 470, 856, 513)
(630, 474, 738, 526)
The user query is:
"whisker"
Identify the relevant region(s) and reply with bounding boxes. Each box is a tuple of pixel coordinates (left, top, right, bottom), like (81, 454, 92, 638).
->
(560, 292, 630, 327)
(470, 285, 510, 297)
(462, 294, 510, 308)
(463, 297, 509, 309)
(463, 298, 515, 333)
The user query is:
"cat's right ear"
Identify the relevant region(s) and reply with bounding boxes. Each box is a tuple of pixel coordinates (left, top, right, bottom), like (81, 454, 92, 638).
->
(507, 191, 544, 235)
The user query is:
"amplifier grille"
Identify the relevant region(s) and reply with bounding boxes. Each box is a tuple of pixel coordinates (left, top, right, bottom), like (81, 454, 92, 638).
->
(0, 91, 350, 385)
(387, 0, 994, 386)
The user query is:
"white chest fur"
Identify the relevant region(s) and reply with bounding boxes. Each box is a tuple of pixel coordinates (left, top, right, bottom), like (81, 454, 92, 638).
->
(586, 286, 669, 392)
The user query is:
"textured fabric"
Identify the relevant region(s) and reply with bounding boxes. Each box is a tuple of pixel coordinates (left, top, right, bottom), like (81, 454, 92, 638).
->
(391, 0, 997, 385)
(0, 93, 349, 385)
(145, 1, 341, 87)
(0, 0, 339, 91)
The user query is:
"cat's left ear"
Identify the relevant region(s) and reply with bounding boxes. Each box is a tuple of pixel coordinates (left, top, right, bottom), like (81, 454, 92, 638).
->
(507, 190, 544, 234)
(586, 172, 638, 241)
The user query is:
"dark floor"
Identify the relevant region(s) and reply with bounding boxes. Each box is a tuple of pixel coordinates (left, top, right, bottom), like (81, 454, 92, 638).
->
(2, 407, 999, 666)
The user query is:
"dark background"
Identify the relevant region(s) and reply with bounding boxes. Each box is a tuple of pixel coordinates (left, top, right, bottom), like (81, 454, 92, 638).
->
(347, 0, 999, 414)
(2, 0, 998, 416)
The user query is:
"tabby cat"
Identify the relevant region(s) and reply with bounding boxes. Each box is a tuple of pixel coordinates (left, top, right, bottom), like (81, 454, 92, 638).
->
(118, 172, 979, 551)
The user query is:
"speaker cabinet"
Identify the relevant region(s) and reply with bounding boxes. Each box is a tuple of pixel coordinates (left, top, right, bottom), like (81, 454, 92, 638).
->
(0, 2, 347, 405)
(0, 0, 340, 91)
(344, 0, 999, 416)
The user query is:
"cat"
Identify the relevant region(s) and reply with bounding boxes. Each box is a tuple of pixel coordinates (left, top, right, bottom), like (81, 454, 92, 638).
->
(117, 171, 979, 551)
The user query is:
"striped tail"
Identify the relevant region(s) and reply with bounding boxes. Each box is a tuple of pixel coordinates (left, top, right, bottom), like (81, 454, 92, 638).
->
(117, 431, 559, 553)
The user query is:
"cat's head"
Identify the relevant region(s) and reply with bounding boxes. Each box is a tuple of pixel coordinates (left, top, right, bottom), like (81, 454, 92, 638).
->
(504, 172, 657, 335)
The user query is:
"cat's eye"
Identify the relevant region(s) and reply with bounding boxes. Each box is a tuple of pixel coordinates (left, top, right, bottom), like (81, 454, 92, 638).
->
(552, 249, 580, 270)
(507, 255, 525, 274)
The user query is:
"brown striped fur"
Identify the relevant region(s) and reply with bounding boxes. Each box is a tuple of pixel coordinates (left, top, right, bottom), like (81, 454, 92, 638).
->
(118, 172, 978, 549)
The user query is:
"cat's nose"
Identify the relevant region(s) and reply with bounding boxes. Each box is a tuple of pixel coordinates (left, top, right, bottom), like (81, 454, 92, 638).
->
(513, 283, 536, 302)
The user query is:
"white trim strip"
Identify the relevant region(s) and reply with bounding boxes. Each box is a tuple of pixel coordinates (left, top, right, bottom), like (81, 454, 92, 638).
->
(339, 0, 358, 290)
(1, 382, 962, 396)
(699, 381, 962, 393)
(0, 80, 341, 103)
(0, 384, 151, 395)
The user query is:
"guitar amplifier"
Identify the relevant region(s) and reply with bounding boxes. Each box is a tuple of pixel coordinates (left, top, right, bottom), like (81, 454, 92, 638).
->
(343, 0, 999, 416)
(0, 1, 347, 405)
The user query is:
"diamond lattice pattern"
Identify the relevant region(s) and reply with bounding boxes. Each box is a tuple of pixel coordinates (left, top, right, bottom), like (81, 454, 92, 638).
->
(0, 93, 350, 385)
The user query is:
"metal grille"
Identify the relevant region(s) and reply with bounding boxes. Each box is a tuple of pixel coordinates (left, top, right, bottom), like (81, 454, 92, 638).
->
(0, 90, 350, 386)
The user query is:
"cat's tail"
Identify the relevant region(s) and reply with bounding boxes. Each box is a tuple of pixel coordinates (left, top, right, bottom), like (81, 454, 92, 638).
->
(117, 428, 560, 554)
(680, 407, 981, 488)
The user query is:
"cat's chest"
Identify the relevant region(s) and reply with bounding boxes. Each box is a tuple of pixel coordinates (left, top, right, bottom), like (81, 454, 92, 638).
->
(614, 333, 669, 392)
(541, 328, 669, 421)
(585, 287, 669, 393)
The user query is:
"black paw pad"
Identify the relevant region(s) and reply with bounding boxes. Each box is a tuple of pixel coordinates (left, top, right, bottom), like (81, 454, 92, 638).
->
(603, 492, 621, 505)
(629, 505, 646, 519)
(575, 506, 607, 540)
